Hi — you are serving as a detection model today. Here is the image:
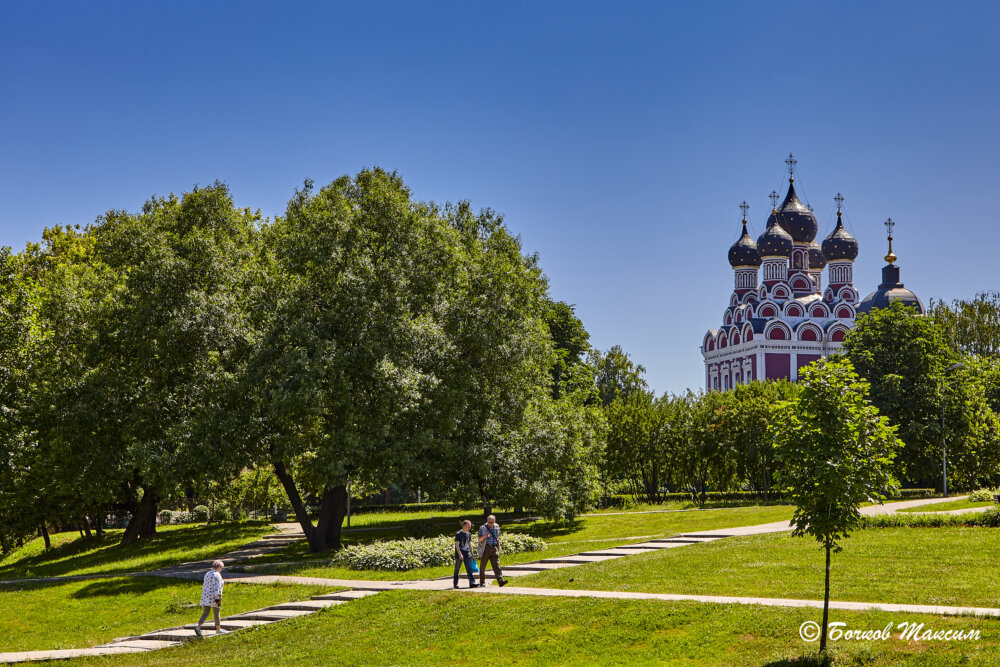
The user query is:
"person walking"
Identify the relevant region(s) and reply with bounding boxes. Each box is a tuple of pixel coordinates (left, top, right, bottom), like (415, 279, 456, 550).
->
(478, 514, 508, 587)
(453, 520, 480, 589)
(194, 560, 227, 637)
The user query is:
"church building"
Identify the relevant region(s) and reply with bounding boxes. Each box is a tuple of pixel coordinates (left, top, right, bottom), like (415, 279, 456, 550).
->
(702, 156, 924, 390)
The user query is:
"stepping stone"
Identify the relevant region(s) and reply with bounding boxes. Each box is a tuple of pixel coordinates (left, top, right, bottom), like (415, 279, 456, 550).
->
(538, 555, 621, 564)
(501, 565, 548, 573)
(312, 590, 380, 601)
(96, 639, 182, 650)
(185, 619, 269, 630)
(140, 629, 204, 642)
(611, 544, 669, 550)
(678, 534, 732, 539)
(0, 647, 146, 662)
(579, 549, 656, 556)
(647, 538, 706, 544)
(268, 599, 344, 611)
(228, 608, 314, 621)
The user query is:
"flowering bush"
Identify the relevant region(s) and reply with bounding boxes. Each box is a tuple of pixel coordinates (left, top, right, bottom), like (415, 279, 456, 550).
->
(968, 488, 999, 503)
(332, 533, 547, 571)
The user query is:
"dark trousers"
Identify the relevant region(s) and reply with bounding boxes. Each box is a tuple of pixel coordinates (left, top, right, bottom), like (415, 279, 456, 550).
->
(454, 550, 476, 587)
(479, 544, 504, 584)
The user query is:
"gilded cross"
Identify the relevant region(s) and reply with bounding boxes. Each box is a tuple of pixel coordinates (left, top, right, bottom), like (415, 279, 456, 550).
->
(739, 201, 749, 221)
(834, 192, 844, 212)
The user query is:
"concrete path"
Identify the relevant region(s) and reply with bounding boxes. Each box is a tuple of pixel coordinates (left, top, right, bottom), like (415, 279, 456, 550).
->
(469, 585, 1000, 618)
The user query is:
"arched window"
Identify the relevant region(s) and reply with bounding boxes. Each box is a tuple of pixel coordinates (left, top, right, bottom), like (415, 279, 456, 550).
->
(731, 332, 741, 345)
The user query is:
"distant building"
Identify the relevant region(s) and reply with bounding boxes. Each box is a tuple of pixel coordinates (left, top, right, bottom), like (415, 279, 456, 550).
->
(701, 156, 923, 390)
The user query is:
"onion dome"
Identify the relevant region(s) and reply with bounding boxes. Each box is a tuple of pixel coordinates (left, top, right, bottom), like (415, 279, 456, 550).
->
(772, 180, 818, 243)
(858, 264, 925, 314)
(756, 208, 793, 257)
(808, 240, 826, 269)
(728, 221, 762, 267)
(821, 211, 858, 261)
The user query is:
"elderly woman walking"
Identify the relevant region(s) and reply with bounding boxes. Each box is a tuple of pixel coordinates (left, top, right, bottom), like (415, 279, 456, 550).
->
(194, 560, 227, 637)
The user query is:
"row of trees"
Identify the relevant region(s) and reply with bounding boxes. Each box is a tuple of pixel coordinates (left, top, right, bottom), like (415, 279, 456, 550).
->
(0, 170, 605, 553)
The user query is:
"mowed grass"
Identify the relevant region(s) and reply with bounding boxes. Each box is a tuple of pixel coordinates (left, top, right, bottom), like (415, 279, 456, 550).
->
(518, 526, 1000, 608)
(0, 576, 337, 652)
(0, 523, 275, 580)
(239, 505, 794, 580)
(66, 590, 1000, 666)
(896, 498, 994, 513)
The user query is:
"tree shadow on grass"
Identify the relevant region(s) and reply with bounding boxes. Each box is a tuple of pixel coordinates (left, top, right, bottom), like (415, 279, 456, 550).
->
(70, 576, 187, 599)
(0, 523, 270, 579)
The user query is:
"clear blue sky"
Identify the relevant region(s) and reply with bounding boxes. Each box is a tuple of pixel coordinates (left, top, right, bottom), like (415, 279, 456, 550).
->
(2, 2, 997, 394)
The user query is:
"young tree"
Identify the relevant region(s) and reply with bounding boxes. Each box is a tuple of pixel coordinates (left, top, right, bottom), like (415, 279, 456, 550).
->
(771, 358, 900, 653)
(588, 345, 648, 407)
(930, 292, 1000, 358)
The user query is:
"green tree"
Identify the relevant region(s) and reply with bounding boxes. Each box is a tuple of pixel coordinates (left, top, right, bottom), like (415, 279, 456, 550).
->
(242, 170, 463, 551)
(771, 358, 900, 653)
(545, 301, 594, 400)
(930, 292, 1000, 357)
(843, 302, 960, 487)
(588, 345, 648, 408)
(682, 390, 739, 503)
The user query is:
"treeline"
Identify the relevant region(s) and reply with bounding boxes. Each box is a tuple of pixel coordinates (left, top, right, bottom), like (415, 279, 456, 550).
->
(0, 170, 606, 554)
(601, 299, 1000, 506)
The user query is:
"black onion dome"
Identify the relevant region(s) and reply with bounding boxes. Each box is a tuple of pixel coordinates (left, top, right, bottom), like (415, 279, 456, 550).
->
(756, 213, 793, 257)
(728, 222, 762, 267)
(808, 240, 826, 269)
(858, 264, 925, 314)
(774, 182, 818, 243)
(821, 213, 859, 261)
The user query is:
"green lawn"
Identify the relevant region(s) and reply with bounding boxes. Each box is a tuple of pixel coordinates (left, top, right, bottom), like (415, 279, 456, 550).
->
(238, 505, 794, 580)
(0, 523, 275, 580)
(896, 499, 994, 513)
(65, 590, 1000, 666)
(0, 576, 337, 652)
(517, 526, 1000, 608)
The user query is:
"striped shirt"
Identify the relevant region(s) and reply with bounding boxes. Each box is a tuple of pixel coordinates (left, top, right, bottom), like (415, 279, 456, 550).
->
(478, 523, 501, 547)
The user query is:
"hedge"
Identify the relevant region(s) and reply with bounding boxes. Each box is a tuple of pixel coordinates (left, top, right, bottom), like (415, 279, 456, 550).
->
(860, 507, 1000, 529)
(331, 534, 546, 571)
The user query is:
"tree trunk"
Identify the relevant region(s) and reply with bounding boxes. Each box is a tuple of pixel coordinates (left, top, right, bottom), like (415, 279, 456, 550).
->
(82, 519, 93, 539)
(319, 485, 348, 550)
(40, 523, 51, 550)
(121, 486, 158, 546)
(483, 502, 492, 518)
(92, 509, 105, 538)
(273, 460, 317, 548)
(820, 539, 831, 653)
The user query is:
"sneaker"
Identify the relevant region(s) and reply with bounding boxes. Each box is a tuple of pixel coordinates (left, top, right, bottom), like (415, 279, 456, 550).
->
(453, 584, 459, 589)
(470, 583, 480, 588)
(498, 579, 508, 587)
(194, 627, 203, 638)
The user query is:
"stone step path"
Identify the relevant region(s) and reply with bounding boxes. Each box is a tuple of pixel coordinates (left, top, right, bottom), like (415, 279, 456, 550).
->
(0, 589, 380, 664)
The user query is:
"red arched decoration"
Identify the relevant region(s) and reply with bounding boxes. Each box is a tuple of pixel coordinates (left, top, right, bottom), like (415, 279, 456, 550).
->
(760, 306, 776, 317)
(812, 307, 825, 317)
(800, 328, 818, 341)
(768, 327, 787, 340)
(788, 306, 802, 316)
(831, 329, 845, 342)
(837, 308, 851, 318)
(731, 332, 741, 345)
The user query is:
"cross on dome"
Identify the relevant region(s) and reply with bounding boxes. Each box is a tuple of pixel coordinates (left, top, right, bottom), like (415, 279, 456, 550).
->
(769, 190, 779, 211)
(785, 153, 797, 181)
(739, 201, 749, 222)
(884, 218, 897, 265)
(834, 192, 844, 212)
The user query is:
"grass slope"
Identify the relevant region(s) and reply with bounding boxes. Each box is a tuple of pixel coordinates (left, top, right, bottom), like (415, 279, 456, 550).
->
(895, 499, 994, 513)
(0, 523, 275, 580)
(518, 526, 1000, 608)
(0, 576, 337, 652)
(66, 590, 1000, 666)
(239, 505, 794, 580)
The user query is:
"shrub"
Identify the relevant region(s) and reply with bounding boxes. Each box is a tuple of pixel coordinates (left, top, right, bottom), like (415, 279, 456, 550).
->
(169, 511, 194, 525)
(192, 505, 210, 523)
(968, 488, 998, 502)
(331, 534, 547, 571)
(157, 510, 173, 525)
(210, 502, 232, 523)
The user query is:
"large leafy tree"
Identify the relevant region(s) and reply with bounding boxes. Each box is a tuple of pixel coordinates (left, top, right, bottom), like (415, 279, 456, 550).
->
(242, 170, 462, 552)
(588, 345, 648, 407)
(79, 184, 262, 545)
(545, 301, 594, 400)
(771, 358, 900, 653)
(842, 302, 962, 487)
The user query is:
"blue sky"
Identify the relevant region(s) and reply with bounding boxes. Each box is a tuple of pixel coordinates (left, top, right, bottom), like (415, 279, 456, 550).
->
(2, 2, 998, 394)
